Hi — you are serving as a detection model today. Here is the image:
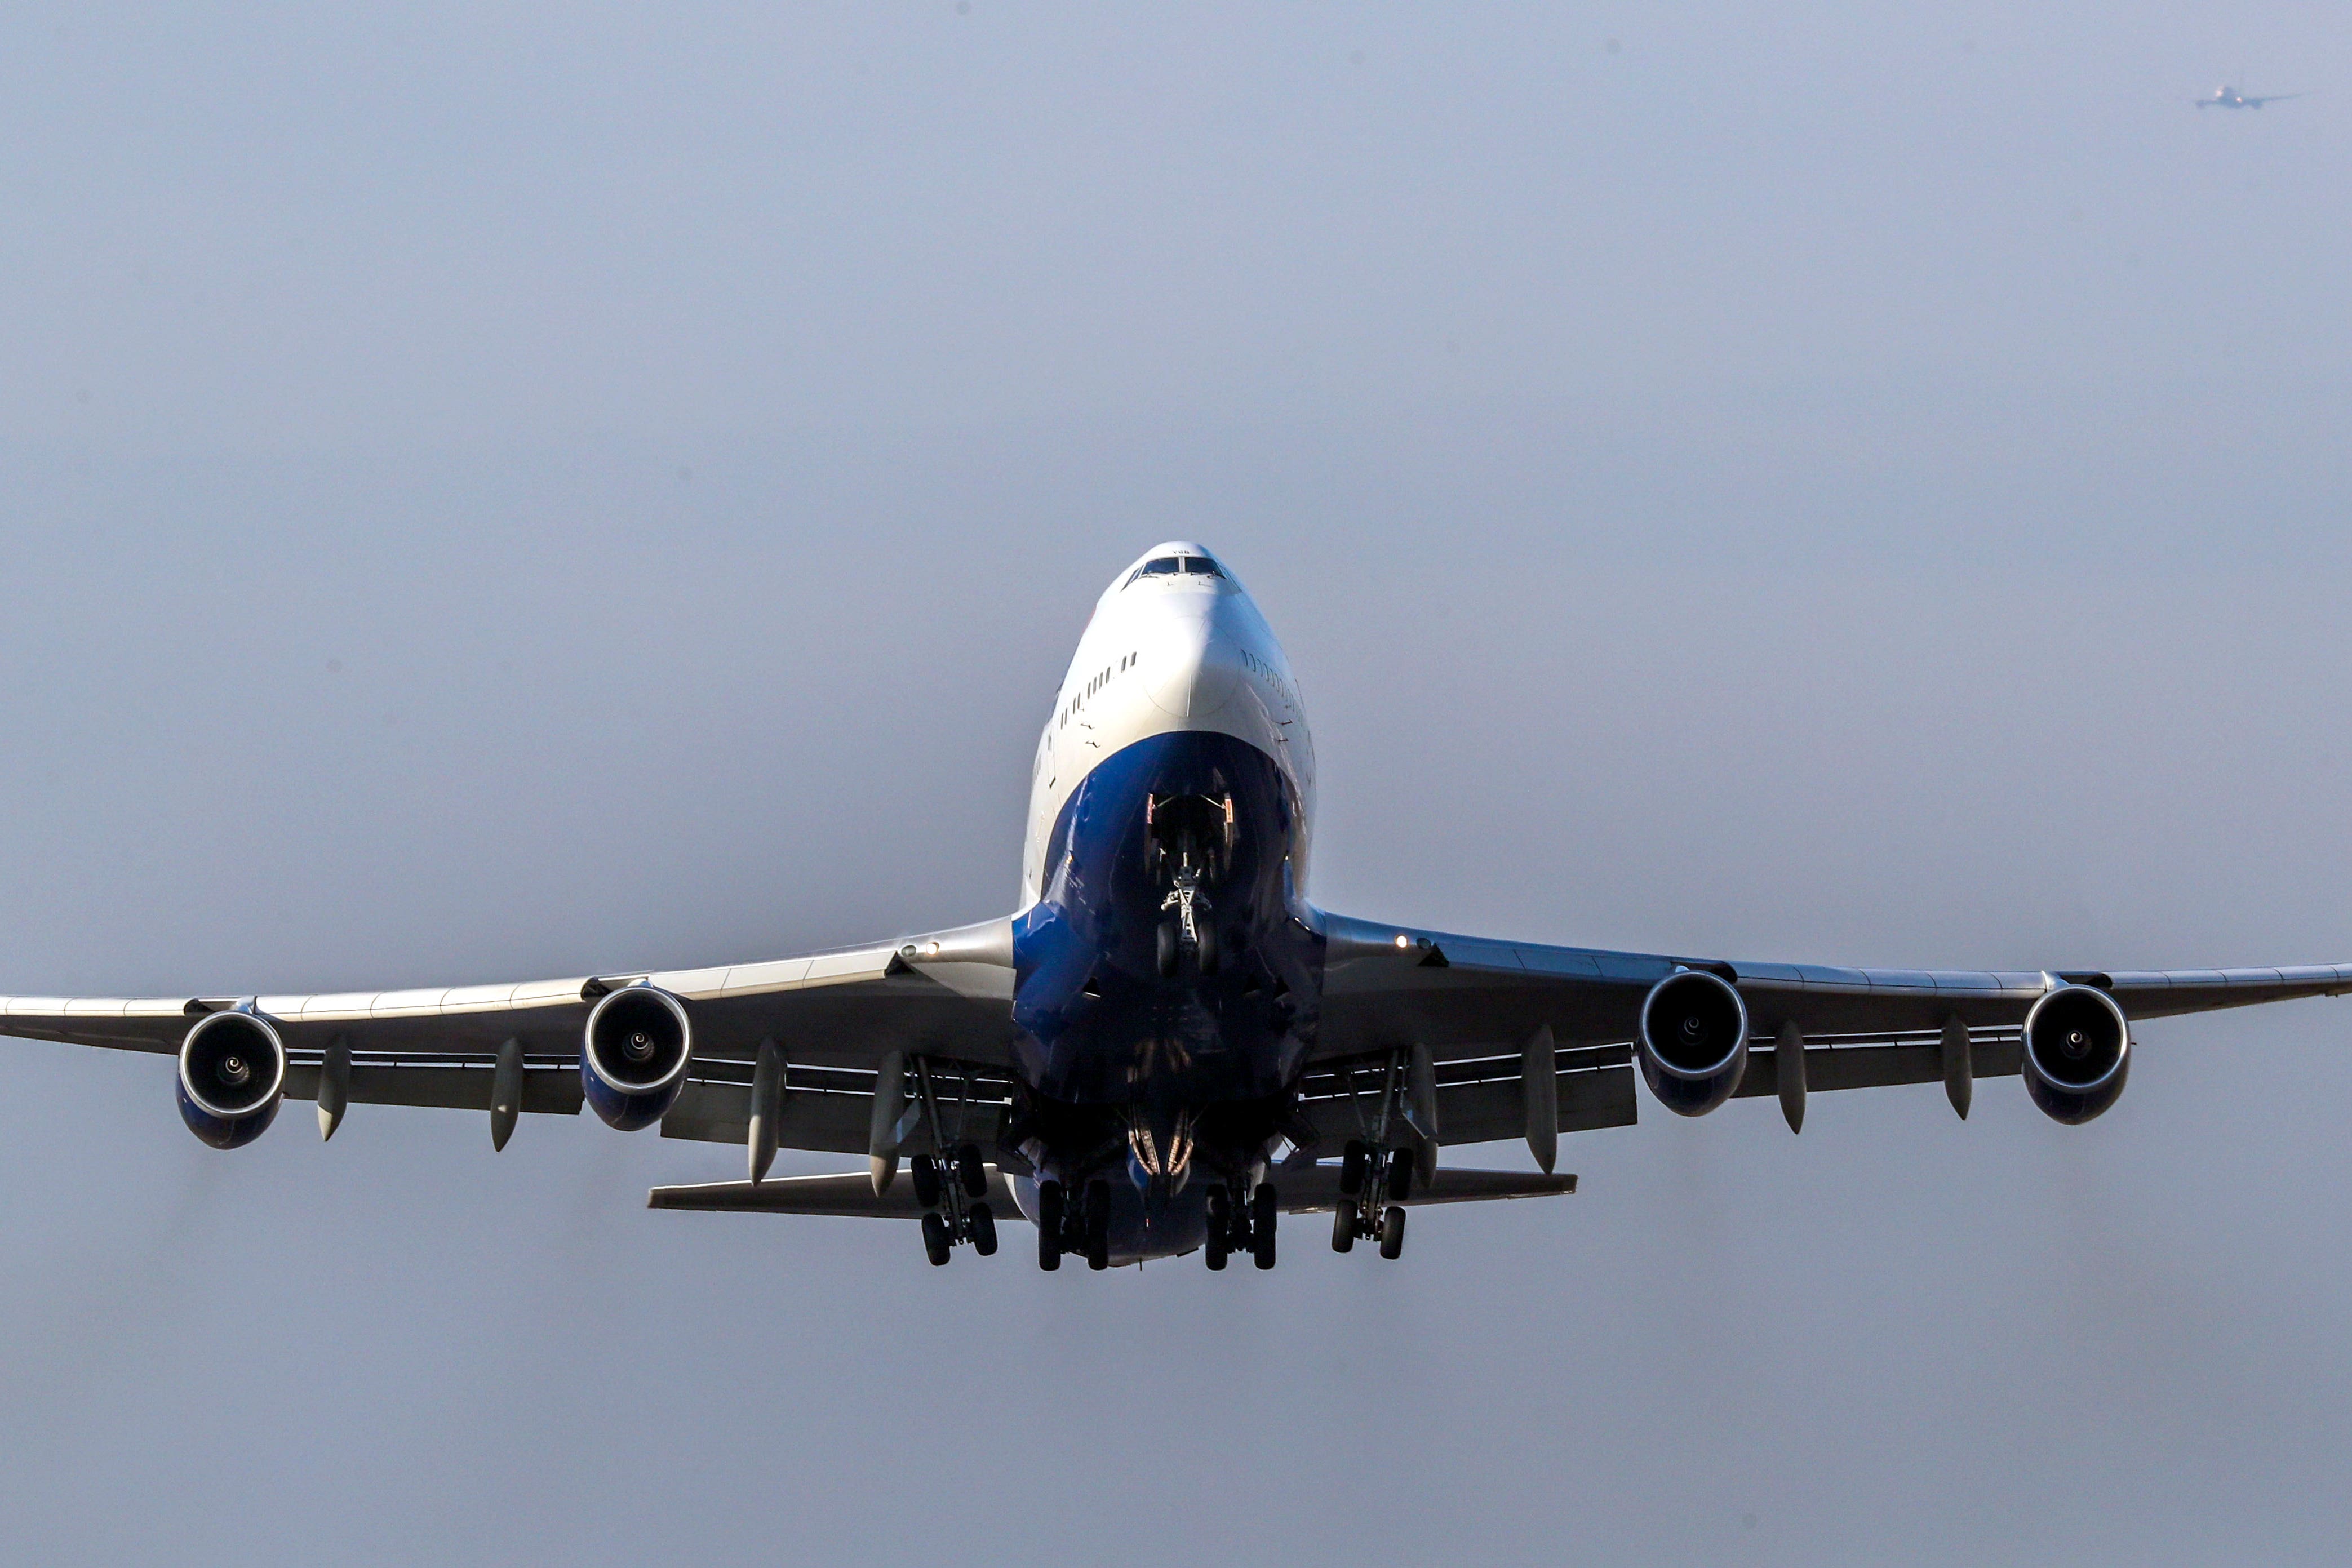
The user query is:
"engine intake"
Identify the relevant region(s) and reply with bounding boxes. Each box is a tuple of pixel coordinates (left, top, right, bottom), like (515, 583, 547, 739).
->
(2022, 984, 2129, 1123)
(581, 985, 694, 1130)
(177, 1010, 287, 1149)
(1637, 969, 1750, 1116)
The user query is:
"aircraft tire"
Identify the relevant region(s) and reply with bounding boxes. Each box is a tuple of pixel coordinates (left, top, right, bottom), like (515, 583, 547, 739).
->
(1157, 920, 1178, 978)
(1385, 1148, 1413, 1202)
(955, 1143, 987, 1199)
(921, 1210, 953, 1266)
(1378, 1205, 1406, 1260)
(1037, 1180, 1064, 1271)
(968, 1201, 998, 1256)
(1252, 1182, 1277, 1269)
(1085, 1179, 1112, 1270)
(910, 1156, 943, 1210)
(1331, 1204, 1356, 1253)
(1339, 1140, 1368, 1196)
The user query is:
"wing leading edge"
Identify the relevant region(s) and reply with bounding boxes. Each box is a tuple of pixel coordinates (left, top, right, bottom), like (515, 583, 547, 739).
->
(0, 918, 1018, 1154)
(1310, 908, 2352, 1117)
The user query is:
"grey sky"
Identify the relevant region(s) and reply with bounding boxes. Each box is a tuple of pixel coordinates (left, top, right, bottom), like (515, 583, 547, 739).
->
(3, 5, 2350, 1563)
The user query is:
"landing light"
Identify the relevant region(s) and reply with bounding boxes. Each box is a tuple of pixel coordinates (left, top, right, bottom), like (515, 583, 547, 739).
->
(1395, 934, 1409, 948)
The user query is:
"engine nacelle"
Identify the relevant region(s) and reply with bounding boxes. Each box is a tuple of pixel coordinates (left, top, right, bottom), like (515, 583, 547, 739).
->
(581, 985, 694, 1130)
(2022, 984, 2130, 1124)
(1637, 969, 1751, 1116)
(176, 1010, 287, 1149)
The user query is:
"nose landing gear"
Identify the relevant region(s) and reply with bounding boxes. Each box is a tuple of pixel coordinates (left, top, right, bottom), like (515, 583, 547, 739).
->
(1148, 792, 1232, 979)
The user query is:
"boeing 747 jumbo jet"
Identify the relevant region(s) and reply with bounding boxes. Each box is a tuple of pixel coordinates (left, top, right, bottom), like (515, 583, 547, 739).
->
(7, 543, 2350, 1270)
(2196, 85, 2307, 109)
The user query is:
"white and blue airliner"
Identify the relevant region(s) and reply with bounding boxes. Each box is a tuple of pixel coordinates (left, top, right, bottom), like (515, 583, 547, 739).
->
(9, 543, 2351, 1269)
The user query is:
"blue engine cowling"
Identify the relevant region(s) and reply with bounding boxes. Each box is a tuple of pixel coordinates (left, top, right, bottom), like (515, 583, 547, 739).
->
(2022, 984, 2130, 1123)
(1637, 969, 1751, 1116)
(176, 1010, 287, 1149)
(581, 985, 694, 1130)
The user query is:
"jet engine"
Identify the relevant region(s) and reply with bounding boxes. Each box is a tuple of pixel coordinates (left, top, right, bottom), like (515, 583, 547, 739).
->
(581, 984, 694, 1130)
(176, 1010, 287, 1149)
(1637, 969, 1751, 1116)
(2021, 984, 2130, 1123)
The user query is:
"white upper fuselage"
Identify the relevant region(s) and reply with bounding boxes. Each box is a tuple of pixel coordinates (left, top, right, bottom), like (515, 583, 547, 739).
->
(1019, 544, 1316, 908)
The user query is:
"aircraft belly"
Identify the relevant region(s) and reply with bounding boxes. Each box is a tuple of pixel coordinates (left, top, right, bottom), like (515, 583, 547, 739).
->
(1011, 730, 1320, 1109)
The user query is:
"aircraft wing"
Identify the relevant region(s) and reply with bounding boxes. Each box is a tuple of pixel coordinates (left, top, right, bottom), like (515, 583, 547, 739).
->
(1307, 909, 2352, 1134)
(2247, 93, 2308, 105)
(0, 917, 1019, 1158)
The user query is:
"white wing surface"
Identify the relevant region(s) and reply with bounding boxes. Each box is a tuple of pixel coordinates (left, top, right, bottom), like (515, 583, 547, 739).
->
(0, 918, 1017, 1157)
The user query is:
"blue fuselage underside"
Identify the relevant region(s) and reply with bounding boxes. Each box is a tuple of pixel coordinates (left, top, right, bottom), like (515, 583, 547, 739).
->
(1011, 730, 1324, 1259)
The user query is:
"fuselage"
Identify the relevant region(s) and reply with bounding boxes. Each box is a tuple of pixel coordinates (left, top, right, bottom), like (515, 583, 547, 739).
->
(1006, 543, 1323, 1260)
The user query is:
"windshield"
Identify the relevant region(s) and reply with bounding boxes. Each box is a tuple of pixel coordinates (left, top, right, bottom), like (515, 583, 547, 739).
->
(1129, 555, 1223, 585)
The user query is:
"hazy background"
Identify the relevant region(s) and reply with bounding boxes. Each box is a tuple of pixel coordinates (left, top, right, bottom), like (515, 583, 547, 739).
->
(4, 4, 2350, 1563)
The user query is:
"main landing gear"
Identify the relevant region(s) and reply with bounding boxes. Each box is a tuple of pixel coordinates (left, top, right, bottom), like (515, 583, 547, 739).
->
(1330, 1139, 1408, 1260)
(1035, 1178, 1114, 1271)
(911, 1141, 996, 1267)
(1204, 1179, 1277, 1271)
(903, 1055, 1000, 1267)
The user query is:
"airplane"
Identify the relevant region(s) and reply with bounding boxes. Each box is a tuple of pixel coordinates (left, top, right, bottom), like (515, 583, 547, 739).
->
(2196, 85, 2307, 109)
(8, 540, 2352, 1272)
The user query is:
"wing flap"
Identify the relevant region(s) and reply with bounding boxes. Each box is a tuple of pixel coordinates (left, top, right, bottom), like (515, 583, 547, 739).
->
(655, 1060, 1013, 1156)
(647, 1167, 1023, 1218)
(1298, 1043, 1639, 1148)
(281, 1061, 585, 1116)
(1272, 1163, 1577, 1213)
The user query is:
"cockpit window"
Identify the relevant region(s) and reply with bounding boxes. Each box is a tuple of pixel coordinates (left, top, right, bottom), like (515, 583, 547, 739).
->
(1127, 554, 1224, 587)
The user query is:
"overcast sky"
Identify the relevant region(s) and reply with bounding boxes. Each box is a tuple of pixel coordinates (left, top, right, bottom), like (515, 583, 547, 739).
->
(5, 5, 2351, 1564)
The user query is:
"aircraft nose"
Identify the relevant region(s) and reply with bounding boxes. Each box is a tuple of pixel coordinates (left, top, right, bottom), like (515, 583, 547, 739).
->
(1144, 606, 1245, 719)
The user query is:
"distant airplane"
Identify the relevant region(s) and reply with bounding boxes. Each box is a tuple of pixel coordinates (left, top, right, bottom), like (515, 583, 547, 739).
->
(11, 541, 2352, 1271)
(2197, 85, 2307, 109)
